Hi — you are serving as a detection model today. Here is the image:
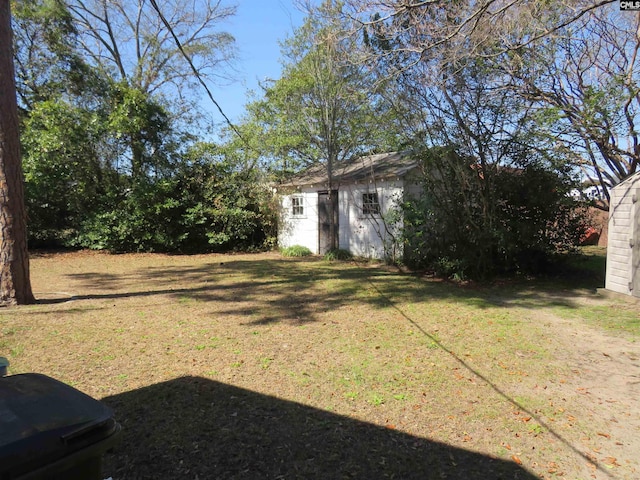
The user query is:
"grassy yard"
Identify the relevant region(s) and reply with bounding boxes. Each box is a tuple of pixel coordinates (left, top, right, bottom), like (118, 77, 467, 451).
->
(1, 249, 639, 479)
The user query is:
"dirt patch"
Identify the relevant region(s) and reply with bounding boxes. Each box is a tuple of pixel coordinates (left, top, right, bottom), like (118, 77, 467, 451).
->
(524, 303, 640, 479)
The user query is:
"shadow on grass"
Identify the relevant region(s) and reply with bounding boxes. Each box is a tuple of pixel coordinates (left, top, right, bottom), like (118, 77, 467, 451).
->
(102, 376, 537, 480)
(366, 281, 613, 478)
(45, 253, 608, 323)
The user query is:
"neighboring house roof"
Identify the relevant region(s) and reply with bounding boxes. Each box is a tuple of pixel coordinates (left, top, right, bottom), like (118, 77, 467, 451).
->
(279, 151, 419, 188)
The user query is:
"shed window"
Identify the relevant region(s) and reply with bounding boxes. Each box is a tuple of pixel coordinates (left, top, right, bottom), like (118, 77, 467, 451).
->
(362, 192, 380, 215)
(292, 196, 304, 216)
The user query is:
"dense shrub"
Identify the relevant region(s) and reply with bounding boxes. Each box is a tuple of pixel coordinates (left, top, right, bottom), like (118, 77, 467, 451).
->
(22, 99, 113, 248)
(323, 248, 353, 261)
(22, 86, 277, 254)
(281, 245, 313, 257)
(71, 159, 277, 253)
(72, 179, 186, 252)
(402, 148, 588, 279)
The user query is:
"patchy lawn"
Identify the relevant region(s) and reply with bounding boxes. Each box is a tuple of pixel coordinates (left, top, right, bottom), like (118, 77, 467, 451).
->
(1, 250, 638, 479)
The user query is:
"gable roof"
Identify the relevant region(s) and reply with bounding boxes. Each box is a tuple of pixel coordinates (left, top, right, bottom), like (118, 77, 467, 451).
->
(280, 151, 419, 188)
(612, 170, 640, 190)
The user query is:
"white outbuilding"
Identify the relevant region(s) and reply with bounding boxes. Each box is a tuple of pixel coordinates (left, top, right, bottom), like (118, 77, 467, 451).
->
(276, 152, 421, 260)
(606, 172, 640, 297)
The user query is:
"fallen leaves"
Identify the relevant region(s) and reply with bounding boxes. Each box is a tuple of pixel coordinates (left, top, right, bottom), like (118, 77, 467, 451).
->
(602, 456, 620, 467)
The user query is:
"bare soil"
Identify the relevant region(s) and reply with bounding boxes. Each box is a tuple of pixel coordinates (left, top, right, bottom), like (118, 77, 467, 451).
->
(524, 300, 640, 479)
(1, 251, 638, 480)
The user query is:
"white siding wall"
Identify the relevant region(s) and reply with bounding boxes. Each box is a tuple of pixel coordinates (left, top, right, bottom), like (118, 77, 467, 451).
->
(606, 175, 639, 295)
(278, 179, 411, 260)
(339, 180, 404, 259)
(278, 189, 319, 254)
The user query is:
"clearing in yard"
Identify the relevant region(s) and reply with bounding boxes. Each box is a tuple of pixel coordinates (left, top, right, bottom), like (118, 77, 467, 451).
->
(1, 249, 638, 479)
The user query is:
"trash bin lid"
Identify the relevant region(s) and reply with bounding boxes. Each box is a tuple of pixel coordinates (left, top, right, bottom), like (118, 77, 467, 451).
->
(0, 373, 119, 479)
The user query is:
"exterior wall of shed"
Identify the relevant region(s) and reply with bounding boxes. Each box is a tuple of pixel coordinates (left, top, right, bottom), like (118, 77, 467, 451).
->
(278, 188, 320, 254)
(338, 179, 405, 260)
(606, 176, 639, 296)
(278, 179, 408, 259)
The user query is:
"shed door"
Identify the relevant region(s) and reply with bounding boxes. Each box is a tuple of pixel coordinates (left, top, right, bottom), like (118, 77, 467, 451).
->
(318, 190, 338, 255)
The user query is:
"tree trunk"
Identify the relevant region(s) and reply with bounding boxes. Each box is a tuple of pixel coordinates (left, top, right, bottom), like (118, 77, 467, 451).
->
(0, 0, 35, 306)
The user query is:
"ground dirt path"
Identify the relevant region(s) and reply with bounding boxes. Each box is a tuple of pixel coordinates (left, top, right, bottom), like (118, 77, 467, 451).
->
(524, 292, 640, 480)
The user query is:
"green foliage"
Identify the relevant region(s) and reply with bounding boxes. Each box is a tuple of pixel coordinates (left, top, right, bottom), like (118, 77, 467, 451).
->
(281, 245, 313, 257)
(73, 144, 277, 253)
(402, 147, 588, 279)
(492, 163, 587, 271)
(73, 178, 185, 252)
(15, 0, 271, 255)
(22, 98, 112, 247)
(243, 0, 392, 182)
(178, 143, 278, 252)
(12, 0, 91, 104)
(22, 97, 276, 254)
(433, 257, 467, 281)
(323, 249, 353, 261)
(21, 84, 183, 249)
(107, 83, 172, 179)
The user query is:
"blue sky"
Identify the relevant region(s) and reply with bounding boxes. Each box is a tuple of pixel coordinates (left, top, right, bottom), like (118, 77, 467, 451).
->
(208, 1, 308, 124)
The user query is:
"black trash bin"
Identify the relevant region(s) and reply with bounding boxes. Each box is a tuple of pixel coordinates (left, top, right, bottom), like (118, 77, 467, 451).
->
(0, 373, 121, 480)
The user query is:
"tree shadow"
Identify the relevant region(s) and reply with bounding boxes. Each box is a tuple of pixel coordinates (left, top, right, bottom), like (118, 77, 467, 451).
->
(166, 257, 606, 317)
(43, 255, 609, 324)
(102, 376, 538, 480)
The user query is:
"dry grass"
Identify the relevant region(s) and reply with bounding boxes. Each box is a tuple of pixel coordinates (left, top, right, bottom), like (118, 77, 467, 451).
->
(1, 250, 638, 479)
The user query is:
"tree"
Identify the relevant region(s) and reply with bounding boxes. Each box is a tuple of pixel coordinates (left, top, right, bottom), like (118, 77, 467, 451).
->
(12, 0, 239, 250)
(397, 57, 584, 276)
(15, 0, 236, 186)
(11, 0, 105, 120)
(356, 1, 588, 276)
(258, 1, 382, 170)
(346, 0, 634, 202)
(65, 0, 235, 117)
(72, 141, 277, 253)
(248, 0, 391, 250)
(507, 7, 640, 204)
(0, 0, 35, 305)
(346, 0, 615, 63)
(21, 98, 110, 246)
(61, 0, 236, 179)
